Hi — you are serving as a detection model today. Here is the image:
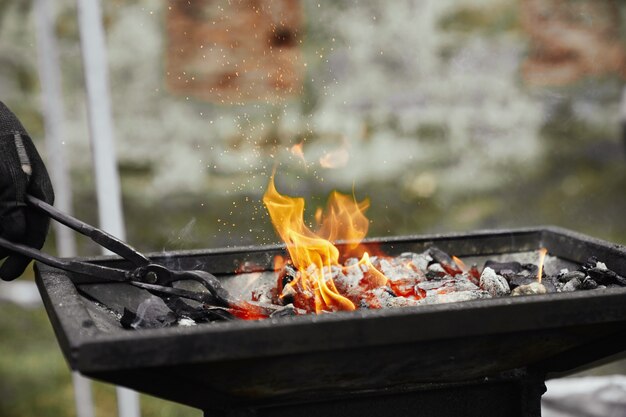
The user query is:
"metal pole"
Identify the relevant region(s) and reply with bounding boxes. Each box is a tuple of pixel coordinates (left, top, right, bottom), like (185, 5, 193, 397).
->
(76, 1, 141, 417)
(34, 0, 77, 256)
(621, 86, 626, 156)
(33, 1, 94, 417)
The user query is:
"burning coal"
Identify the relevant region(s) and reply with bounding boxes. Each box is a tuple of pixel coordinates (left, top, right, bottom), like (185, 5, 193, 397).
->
(260, 176, 626, 315)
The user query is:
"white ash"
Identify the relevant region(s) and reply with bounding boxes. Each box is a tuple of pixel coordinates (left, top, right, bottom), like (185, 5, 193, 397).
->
(177, 318, 196, 327)
(480, 267, 510, 297)
(333, 263, 363, 299)
(369, 288, 423, 308)
(451, 277, 479, 292)
(342, 261, 364, 287)
(417, 278, 478, 294)
(404, 252, 432, 272)
(377, 257, 424, 282)
(427, 290, 491, 304)
(428, 263, 446, 273)
(596, 261, 608, 271)
(321, 265, 344, 283)
(251, 283, 275, 304)
(511, 282, 547, 296)
(427, 263, 447, 279)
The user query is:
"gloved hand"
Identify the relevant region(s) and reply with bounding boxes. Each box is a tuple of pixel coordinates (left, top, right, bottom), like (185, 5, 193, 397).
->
(0, 101, 54, 281)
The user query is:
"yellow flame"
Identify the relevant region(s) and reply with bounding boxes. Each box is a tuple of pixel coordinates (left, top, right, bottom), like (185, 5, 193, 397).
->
(263, 175, 370, 312)
(357, 252, 388, 287)
(537, 248, 548, 283)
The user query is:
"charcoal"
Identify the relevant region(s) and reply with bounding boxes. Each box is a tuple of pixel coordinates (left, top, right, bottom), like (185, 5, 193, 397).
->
(251, 283, 275, 304)
(365, 287, 422, 309)
(561, 277, 582, 292)
(428, 247, 454, 266)
(507, 275, 537, 289)
(479, 267, 510, 297)
(426, 263, 447, 279)
(557, 270, 585, 283)
(586, 267, 626, 286)
(416, 276, 478, 294)
(408, 252, 432, 272)
(417, 280, 447, 292)
(429, 290, 491, 304)
(580, 276, 599, 290)
(278, 264, 297, 291)
(452, 277, 480, 292)
(581, 256, 599, 271)
(202, 307, 236, 321)
(465, 265, 481, 286)
(270, 303, 297, 318)
(164, 298, 234, 322)
(541, 276, 558, 293)
(79, 283, 179, 329)
(521, 263, 540, 276)
(511, 282, 547, 296)
(120, 298, 178, 329)
(279, 284, 296, 305)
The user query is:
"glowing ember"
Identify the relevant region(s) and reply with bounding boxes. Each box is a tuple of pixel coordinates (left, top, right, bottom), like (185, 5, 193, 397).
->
(290, 142, 306, 164)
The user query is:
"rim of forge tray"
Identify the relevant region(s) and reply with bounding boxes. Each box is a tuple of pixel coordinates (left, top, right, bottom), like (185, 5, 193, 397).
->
(34, 226, 626, 409)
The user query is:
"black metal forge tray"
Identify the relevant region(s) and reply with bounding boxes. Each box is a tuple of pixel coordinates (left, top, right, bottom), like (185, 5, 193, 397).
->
(34, 227, 626, 411)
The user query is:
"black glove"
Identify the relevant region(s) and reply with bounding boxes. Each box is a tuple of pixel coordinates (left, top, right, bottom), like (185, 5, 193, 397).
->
(0, 101, 54, 281)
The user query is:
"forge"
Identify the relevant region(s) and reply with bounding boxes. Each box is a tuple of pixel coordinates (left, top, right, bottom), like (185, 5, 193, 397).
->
(34, 226, 626, 416)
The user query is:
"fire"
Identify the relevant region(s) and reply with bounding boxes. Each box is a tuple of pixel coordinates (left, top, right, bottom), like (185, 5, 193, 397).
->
(263, 175, 374, 312)
(290, 142, 306, 164)
(262, 175, 554, 316)
(452, 256, 467, 272)
(537, 247, 548, 283)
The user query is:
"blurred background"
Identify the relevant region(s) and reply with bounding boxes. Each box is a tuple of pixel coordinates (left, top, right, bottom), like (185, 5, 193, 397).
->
(0, 0, 625, 416)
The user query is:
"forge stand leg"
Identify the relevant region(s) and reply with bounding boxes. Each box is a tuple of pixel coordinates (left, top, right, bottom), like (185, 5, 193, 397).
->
(205, 371, 547, 417)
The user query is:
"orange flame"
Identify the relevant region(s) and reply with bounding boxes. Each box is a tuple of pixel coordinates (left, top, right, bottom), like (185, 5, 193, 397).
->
(357, 252, 388, 288)
(537, 248, 548, 283)
(452, 256, 467, 272)
(290, 142, 306, 164)
(263, 175, 373, 312)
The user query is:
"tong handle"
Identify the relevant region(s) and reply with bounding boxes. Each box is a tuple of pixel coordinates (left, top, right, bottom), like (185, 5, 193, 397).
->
(0, 235, 129, 281)
(27, 195, 150, 267)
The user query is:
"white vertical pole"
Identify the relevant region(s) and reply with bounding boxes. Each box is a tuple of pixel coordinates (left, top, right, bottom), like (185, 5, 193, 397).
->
(33, 0, 77, 256)
(620, 85, 626, 151)
(76, 1, 141, 417)
(33, 2, 95, 417)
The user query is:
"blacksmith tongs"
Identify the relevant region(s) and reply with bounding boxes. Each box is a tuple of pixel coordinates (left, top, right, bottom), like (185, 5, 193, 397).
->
(0, 195, 233, 307)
